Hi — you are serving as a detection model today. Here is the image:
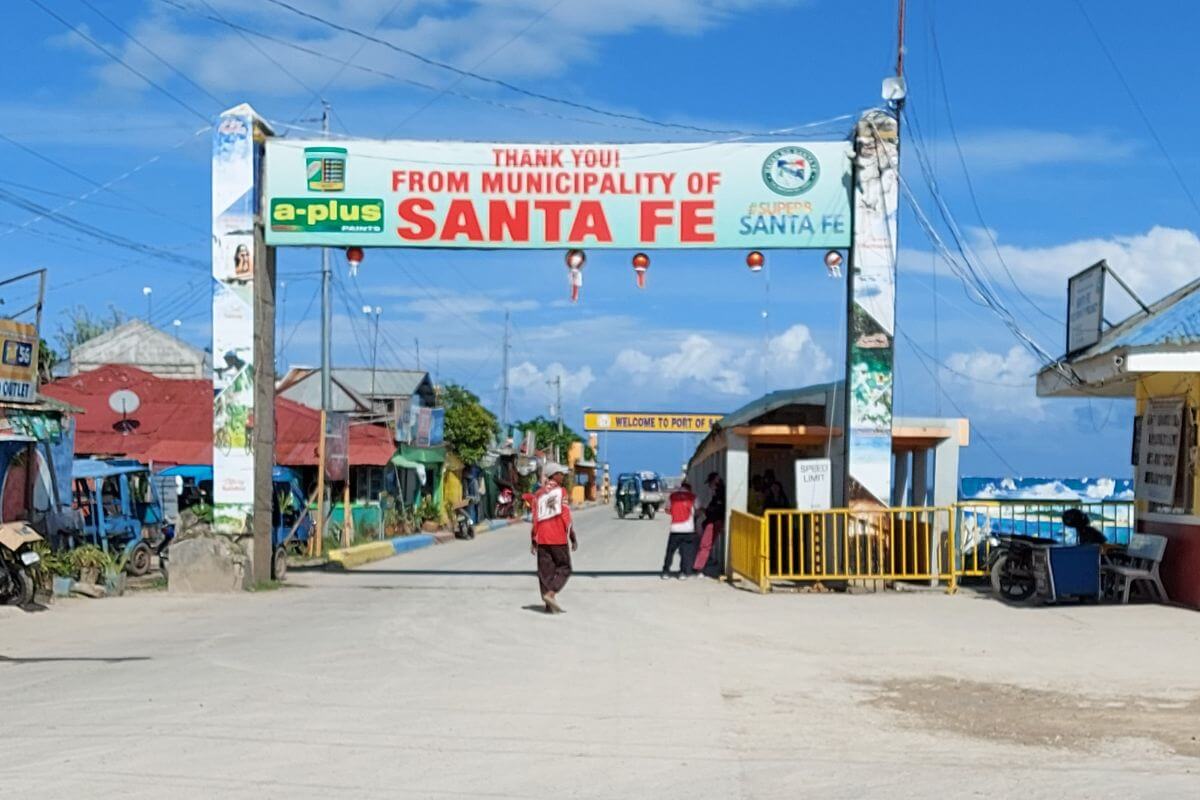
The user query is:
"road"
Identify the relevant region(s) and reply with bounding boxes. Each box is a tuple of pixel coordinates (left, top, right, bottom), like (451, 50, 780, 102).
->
(3, 504, 1200, 798)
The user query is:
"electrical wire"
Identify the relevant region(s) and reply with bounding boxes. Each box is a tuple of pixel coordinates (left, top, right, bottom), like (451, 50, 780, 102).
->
(1072, 0, 1200, 224)
(75, 0, 227, 108)
(261, 0, 836, 138)
(27, 0, 211, 123)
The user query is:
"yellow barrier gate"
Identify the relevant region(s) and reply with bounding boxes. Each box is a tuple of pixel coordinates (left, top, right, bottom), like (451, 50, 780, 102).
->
(728, 507, 957, 593)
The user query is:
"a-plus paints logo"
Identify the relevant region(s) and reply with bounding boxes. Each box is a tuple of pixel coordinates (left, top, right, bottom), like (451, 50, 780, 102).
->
(762, 146, 820, 196)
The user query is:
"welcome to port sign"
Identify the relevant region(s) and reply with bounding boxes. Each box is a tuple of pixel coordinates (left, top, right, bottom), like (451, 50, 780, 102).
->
(263, 138, 852, 249)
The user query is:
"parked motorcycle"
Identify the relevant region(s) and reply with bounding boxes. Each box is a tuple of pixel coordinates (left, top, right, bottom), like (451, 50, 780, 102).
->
(495, 487, 516, 519)
(453, 501, 476, 540)
(988, 533, 1055, 604)
(0, 522, 43, 606)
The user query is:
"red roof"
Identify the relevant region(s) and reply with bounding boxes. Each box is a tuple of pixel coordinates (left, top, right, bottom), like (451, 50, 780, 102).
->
(42, 364, 394, 468)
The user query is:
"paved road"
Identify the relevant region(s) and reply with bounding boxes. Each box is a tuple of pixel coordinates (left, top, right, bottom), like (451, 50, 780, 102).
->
(3, 505, 1200, 798)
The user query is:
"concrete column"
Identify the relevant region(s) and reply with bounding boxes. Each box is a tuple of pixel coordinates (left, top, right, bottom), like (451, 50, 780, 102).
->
(723, 432, 750, 577)
(892, 450, 910, 507)
(911, 448, 930, 507)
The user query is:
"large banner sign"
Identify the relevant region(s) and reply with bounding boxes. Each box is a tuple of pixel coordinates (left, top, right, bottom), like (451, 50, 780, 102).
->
(264, 139, 852, 249)
(1136, 396, 1184, 506)
(0, 319, 38, 403)
(583, 411, 723, 433)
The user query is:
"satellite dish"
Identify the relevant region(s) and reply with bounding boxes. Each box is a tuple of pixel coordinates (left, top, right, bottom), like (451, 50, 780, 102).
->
(108, 389, 141, 415)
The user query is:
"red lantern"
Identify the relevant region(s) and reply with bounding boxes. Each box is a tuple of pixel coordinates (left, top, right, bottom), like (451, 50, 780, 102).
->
(632, 252, 650, 289)
(746, 250, 765, 272)
(565, 249, 585, 302)
(346, 246, 364, 277)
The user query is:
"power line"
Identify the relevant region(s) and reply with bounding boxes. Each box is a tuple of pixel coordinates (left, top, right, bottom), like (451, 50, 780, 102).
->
(924, 25, 1063, 328)
(1072, 0, 1200, 224)
(382, 0, 567, 136)
(27, 0, 211, 123)
(75, 0, 227, 108)
(901, 330, 1022, 475)
(261, 0, 822, 137)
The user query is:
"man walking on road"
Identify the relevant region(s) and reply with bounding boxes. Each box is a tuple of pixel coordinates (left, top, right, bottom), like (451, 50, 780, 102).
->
(531, 463, 577, 613)
(661, 481, 699, 579)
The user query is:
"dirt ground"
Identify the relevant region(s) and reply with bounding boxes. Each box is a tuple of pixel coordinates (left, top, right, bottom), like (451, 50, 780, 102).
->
(2, 505, 1199, 799)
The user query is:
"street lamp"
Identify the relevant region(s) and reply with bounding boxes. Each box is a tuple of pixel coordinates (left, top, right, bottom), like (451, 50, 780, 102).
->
(363, 304, 382, 398)
(172, 319, 182, 338)
(142, 286, 152, 323)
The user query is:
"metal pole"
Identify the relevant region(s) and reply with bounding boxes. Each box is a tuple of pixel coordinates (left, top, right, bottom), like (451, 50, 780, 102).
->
(320, 102, 332, 411)
(370, 308, 380, 399)
(415, 337, 421, 370)
(501, 310, 510, 432)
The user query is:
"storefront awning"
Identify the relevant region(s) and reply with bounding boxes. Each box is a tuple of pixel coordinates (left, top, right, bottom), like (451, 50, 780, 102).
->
(392, 444, 445, 467)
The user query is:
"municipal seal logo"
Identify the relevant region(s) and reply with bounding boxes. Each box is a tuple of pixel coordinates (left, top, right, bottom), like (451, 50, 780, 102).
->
(762, 146, 820, 196)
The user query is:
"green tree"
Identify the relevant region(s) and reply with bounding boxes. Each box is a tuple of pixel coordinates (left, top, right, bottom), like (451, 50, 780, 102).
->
(37, 338, 61, 384)
(56, 305, 126, 355)
(514, 415, 593, 462)
(439, 382, 499, 465)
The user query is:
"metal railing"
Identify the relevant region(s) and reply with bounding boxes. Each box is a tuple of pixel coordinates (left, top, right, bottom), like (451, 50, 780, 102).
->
(762, 507, 956, 586)
(729, 510, 769, 592)
(955, 500, 1134, 577)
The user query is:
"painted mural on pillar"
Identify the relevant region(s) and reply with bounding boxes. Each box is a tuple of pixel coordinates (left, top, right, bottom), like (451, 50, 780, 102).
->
(211, 105, 269, 533)
(845, 109, 899, 506)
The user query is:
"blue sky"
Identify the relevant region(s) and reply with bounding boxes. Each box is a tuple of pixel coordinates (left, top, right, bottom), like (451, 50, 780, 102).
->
(4, 0, 1199, 480)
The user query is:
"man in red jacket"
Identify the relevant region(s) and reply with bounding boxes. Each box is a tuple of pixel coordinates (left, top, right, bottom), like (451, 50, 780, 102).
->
(662, 481, 699, 579)
(531, 463, 578, 613)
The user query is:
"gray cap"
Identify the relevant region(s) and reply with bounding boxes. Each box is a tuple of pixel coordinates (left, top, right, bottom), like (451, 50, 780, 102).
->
(544, 462, 569, 477)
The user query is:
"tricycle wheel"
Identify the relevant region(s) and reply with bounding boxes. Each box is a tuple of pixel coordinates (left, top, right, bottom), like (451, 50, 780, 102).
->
(617, 506, 626, 519)
(272, 546, 288, 581)
(990, 556, 1036, 604)
(127, 542, 153, 577)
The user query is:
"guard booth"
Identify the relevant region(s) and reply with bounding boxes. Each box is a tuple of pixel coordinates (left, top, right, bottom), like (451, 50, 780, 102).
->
(687, 382, 969, 590)
(1038, 270, 1200, 607)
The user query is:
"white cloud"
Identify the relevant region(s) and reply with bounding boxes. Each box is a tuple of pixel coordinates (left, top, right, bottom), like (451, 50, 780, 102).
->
(903, 225, 1200, 310)
(931, 129, 1136, 172)
(609, 323, 832, 401)
(67, 0, 799, 98)
(943, 345, 1045, 420)
(507, 360, 595, 411)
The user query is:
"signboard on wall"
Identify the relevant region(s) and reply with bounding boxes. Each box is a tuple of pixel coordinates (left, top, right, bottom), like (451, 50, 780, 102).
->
(0, 319, 37, 403)
(325, 411, 350, 482)
(1067, 262, 1105, 355)
(1136, 396, 1184, 506)
(264, 139, 852, 249)
(794, 458, 833, 510)
(583, 411, 724, 433)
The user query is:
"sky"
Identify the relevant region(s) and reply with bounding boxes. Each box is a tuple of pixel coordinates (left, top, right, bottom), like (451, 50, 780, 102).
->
(3, 0, 1199, 481)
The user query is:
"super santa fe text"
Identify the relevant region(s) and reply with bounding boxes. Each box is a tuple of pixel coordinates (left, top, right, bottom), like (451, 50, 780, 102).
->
(391, 146, 721, 245)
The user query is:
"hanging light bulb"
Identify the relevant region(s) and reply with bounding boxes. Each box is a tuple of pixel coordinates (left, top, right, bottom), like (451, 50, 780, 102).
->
(565, 249, 586, 302)
(346, 246, 364, 277)
(632, 252, 649, 289)
(746, 250, 765, 273)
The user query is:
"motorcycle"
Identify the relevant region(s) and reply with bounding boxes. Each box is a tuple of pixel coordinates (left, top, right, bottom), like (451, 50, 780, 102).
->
(988, 533, 1055, 604)
(0, 522, 43, 607)
(495, 487, 516, 519)
(452, 501, 476, 540)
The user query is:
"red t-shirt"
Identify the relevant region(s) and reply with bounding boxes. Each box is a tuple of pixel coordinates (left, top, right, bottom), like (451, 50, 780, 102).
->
(668, 489, 697, 533)
(531, 481, 573, 545)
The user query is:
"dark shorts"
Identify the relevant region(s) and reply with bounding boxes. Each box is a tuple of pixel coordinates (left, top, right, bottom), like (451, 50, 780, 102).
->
(537, 544, 572, 595)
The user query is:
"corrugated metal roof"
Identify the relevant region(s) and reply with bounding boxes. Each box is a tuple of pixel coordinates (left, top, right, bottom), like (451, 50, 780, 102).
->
(1112, 283, 1200, 348)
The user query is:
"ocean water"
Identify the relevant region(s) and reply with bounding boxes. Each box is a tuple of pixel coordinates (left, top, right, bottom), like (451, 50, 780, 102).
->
(958, 476, 1135, 545)
(960, 476, 1134, 502)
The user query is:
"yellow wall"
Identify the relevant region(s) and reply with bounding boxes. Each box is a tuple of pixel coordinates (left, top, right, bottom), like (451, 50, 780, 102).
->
(1134, 372, 1200, 515)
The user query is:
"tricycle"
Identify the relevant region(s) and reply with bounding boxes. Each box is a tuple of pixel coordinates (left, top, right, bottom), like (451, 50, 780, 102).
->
(70, 459, 173, 576)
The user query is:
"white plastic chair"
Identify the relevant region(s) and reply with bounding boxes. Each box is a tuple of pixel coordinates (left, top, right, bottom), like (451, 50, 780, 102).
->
(1104, 533, 1168, 603)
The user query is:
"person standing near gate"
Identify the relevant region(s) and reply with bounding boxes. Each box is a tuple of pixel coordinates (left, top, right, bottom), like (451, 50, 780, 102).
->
(661, 482, 699, 579)
(531, 463, 577, 613)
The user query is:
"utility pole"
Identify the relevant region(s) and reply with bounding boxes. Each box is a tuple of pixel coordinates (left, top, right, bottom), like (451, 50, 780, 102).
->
(364, 305, 381, 400)
(415, 337, 421, 370)
(316, 101, 332, 556)
(500, 310, 510, 433)
(319, 102, 333, 411)
(547, 374, 563, 462)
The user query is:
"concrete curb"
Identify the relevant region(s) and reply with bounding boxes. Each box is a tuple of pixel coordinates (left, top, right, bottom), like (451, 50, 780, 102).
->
(327, 534, 436, 569)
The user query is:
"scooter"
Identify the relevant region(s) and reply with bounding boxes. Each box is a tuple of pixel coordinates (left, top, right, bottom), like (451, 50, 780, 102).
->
(495, 487, 515, 519)
(452, 501, 476, 540)
(0, 522, 43, 607)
